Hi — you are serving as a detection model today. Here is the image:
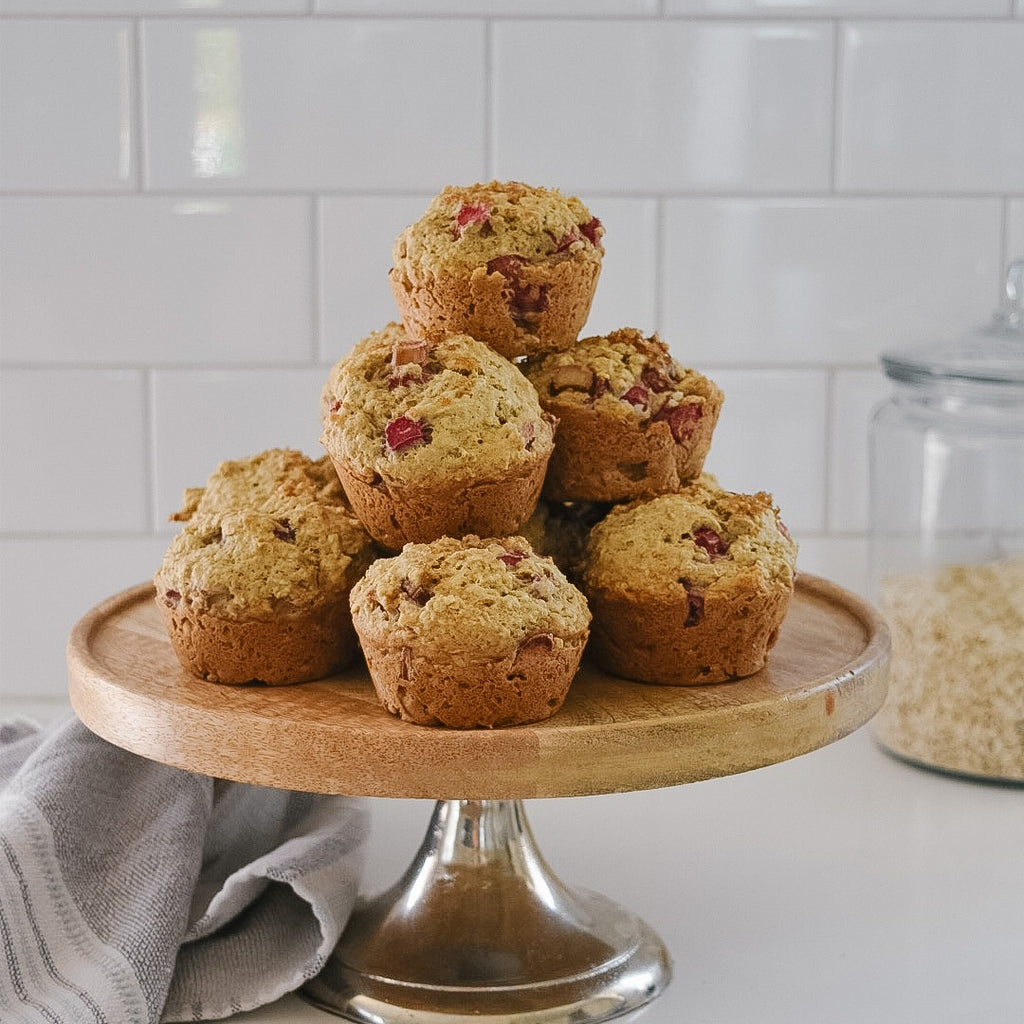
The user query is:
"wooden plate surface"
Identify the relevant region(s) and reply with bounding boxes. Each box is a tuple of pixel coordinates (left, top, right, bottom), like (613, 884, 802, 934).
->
(68, 575, 889, 799)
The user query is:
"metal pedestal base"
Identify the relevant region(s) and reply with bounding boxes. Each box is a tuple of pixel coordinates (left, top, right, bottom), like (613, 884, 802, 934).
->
(302, 799, 671, 1023)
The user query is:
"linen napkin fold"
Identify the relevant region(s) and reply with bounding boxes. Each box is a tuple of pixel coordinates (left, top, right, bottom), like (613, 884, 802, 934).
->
(0, 715, 369, 1024)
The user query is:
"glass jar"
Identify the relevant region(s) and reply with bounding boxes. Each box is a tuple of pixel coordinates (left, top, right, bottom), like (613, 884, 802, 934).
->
(868, 260, 1024, 783)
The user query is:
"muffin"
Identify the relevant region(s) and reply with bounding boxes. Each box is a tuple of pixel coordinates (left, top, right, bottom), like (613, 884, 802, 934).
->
(170, 448, 347, 522)
(154, 499, 375, 685)
(350, 535, 591, 728)
(582, 487, 798, 686)
(523, 328, 724, 502)
(320, 324, 556, 550)
(389, 181, 605, 360)
(520, 499, 610, 585)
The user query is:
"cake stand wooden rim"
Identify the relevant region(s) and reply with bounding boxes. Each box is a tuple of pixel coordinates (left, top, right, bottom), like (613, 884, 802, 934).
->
(67, 574, 889, 800)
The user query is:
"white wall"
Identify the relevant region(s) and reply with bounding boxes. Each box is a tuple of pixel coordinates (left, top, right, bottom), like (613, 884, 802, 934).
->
(2, 1, 1023, 717)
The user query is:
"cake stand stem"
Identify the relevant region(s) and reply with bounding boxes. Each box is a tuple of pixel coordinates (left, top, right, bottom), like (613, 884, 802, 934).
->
(302, 798, 671, 1023)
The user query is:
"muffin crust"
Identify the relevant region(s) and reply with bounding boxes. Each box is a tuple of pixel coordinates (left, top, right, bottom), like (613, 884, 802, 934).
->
(321, 325, 555, 548)
(524, 328, 723, 502)
(390, 181, 604, 359)
(351, 535, 591, 728)
(155, 500, 373, 684)
(170, 448, 347, 522)
(583, 488, 797, 685)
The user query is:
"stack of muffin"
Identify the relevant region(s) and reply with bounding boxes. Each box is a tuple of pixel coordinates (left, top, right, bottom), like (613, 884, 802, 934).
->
(155, 181, 798, 729)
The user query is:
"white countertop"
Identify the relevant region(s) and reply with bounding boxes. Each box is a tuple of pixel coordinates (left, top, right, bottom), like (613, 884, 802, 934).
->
(227, 725, 1023, 1024)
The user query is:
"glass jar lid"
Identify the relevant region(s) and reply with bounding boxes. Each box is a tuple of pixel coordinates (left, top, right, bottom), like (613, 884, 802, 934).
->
(881, 260, 1024, 388)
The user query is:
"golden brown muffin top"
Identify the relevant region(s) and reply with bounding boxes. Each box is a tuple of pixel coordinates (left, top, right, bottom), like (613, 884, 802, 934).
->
(155, 499, 374, 618)
(523, 328, 723, 436)
(392, 181, 604, 270)
(350, 535, 591, 659)
(320, 325, 555, 485)
(583, 488, 798, 600)
(170, 448, 346, 522)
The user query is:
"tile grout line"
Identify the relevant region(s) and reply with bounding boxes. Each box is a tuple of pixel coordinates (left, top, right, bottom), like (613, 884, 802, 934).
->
(132, 17, 147, 193)
(653, 195, 665, 335)
(483, 17, 494, 180)
(822, 367, 836, 535)
(144, 368, 159, 535)
(998, 197, 1010, 300)
(0, 358, 881, 373)
(0, 12, 1018, 23)
(1, 530, 177, 542)
(4, 188, 1019, 201)
(311, 194, 323, 365)
(825, 21, 840, 537)
(829, 18, 842, 195)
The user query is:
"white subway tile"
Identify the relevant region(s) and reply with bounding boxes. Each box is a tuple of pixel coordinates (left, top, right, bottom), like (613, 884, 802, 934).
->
(142, 19, 485, 191)
(317, 0, 657, 10)
(492, 21, 832, 193)
(0, 370, 148, 533)
(580, 197, 659, 338)
(0, 197, 312, 365)
(666, 0, 1008, 14)
(793, 536, 873, 600)
(320, 194, 433, 364)
(829, 369, 888, 535)
(151, 368, 328, 529)
(662, 198, 1002, 365)
(838, 22, 1024, 194)
(1007, 200, 1024, 266)
(0, 19, 134, 191)
(0, 537, 170, 701)
(696, 368, 828, 534)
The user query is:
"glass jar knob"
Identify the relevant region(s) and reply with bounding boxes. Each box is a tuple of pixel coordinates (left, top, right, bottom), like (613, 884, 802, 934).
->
(998, 258, 1024, 328)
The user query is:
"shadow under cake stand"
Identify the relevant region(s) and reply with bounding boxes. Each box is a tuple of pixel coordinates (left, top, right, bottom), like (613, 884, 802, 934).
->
(68, 574, 889, 1024)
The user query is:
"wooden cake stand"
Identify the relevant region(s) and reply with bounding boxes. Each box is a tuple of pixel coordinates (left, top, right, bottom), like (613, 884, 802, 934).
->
(68, 574, 889, 1024)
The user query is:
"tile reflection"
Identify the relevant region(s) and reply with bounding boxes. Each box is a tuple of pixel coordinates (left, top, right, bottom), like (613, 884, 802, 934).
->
(191, 28, 246, 179)
(117, 27, 132, 183)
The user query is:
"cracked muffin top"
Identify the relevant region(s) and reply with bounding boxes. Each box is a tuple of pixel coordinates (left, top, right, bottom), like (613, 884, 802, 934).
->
(523, 328, 723, 437)
(155, 499, 374, 619)
(392, 180, 604, 271)
(583, 488, 798, 601)
(350, 535, 591, 659)
(171, 448, 346, 522)
(320, 324, 555, 485)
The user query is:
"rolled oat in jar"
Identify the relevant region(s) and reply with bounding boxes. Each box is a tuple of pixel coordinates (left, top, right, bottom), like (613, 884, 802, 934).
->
(873, 558, 1024, 780)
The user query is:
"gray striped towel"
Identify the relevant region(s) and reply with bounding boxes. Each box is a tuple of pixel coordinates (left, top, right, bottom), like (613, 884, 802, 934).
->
(0, 715, 369, 1023)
